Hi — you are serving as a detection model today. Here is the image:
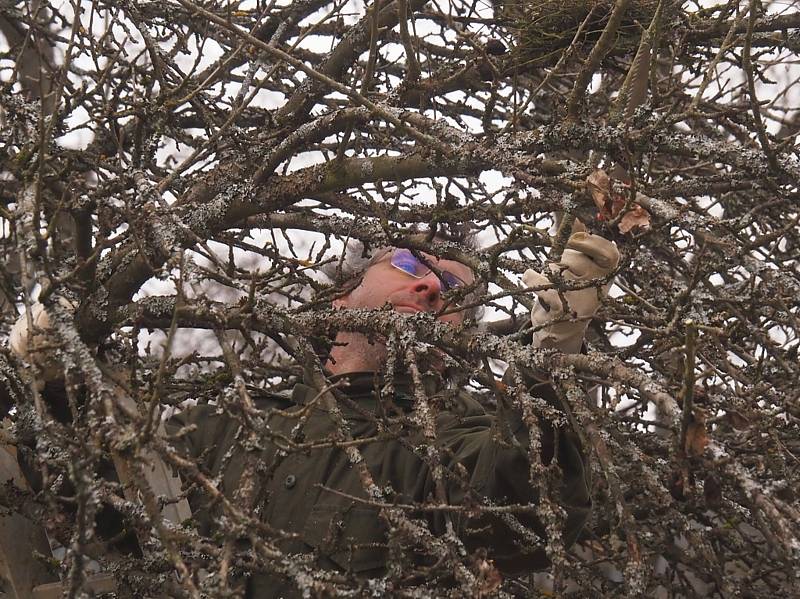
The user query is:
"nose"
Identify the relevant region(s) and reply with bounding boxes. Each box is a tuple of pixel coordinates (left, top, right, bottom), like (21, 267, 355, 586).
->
(411, 272, 444, 308)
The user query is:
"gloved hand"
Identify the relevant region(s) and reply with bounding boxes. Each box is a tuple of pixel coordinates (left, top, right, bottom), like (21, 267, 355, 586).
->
(9, 300, 73, 384)
(523, 232, 620, 353)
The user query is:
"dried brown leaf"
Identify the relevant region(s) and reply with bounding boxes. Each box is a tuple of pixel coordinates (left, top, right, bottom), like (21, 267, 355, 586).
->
(587, 169, 613, 217)
(685, 417, 709, 457)
(476, 561, 502, 597)
(586, 169, 652, 234)
(472, 551, 502, 597)
(668, 468, 686, 501)
(618, 204, 652, 234)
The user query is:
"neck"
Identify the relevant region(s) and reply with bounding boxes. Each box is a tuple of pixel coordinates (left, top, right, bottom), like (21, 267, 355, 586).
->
(325, 332, 386, 375)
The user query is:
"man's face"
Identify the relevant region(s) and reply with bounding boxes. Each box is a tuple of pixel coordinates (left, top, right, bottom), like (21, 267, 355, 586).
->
(334, 248, 475, 325)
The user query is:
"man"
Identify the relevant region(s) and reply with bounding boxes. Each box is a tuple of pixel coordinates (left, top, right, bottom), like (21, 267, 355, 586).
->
(9, 229, 619, 597)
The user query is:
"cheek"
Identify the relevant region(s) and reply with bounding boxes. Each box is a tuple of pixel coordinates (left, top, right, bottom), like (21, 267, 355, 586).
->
(337, 276, 384, 309)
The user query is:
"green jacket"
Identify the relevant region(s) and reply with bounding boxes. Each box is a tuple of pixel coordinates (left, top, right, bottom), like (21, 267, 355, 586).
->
(172, 371, 590, 597)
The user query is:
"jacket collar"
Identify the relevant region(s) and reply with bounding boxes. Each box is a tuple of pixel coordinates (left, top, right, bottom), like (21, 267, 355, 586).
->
(292, 369, 444, 414)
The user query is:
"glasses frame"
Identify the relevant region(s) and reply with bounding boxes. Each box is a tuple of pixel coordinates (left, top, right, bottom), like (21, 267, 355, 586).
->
(387, 248, 468, 292)
(359, 246, 480, 317)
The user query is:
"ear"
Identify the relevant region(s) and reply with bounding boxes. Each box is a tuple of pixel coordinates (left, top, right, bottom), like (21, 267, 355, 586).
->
(332, 292, 351, 309)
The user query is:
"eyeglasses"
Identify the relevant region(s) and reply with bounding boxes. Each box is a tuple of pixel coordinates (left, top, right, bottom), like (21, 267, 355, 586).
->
(388, 248, 468, 291)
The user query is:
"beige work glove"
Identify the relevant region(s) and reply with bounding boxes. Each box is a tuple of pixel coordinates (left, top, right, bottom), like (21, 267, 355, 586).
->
(522, 232, 620, 353)
(9, 300, 73, 384)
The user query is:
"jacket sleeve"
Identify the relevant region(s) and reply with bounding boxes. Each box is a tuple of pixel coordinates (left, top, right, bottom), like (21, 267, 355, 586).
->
(435, 379, 591, 573)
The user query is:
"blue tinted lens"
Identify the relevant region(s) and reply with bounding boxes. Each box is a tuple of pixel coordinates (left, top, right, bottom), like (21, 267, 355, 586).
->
(390, 249, 466, 292)
(441, 271, 464, 290)
(391, 249, 425, 277)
